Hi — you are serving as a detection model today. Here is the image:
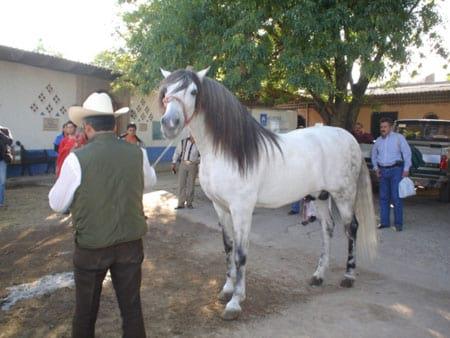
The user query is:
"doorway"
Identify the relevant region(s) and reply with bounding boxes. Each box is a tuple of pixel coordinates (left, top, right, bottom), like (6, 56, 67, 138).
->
(297, 115, 306, 128)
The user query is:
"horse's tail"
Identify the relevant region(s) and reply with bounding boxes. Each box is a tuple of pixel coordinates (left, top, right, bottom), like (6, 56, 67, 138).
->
(355, 158, 378, 261)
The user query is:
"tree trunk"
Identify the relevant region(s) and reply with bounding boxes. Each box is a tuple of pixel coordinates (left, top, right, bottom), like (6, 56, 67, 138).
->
(328, 90, 365, 131)
(328, 102, 361, 131)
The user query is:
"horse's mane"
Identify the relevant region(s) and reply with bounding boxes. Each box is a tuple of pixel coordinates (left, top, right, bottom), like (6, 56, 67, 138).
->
(159, 70, 282, 175)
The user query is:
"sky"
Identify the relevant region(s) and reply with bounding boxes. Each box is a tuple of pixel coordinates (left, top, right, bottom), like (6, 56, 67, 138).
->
(0, 0, 449, 82)
(0, 0, 125, 63)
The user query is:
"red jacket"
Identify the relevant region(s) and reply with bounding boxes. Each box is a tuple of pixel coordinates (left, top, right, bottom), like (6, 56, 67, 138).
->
(56, 134, 87, 176)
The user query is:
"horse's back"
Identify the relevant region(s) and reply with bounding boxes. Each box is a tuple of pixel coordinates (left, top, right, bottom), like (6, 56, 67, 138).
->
(283, 126, 356, 145)
(255, 126, 362, 207)
(279, 126, 360, 164)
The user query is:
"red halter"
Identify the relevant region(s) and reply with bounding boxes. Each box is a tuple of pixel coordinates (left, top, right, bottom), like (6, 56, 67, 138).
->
(162, 95, 194, 126)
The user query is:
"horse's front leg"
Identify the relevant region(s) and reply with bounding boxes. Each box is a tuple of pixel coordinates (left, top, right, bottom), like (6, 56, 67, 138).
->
(213, 203, 236, 302)
(218, 218, 236, 302)
(222, 207, 253, 320)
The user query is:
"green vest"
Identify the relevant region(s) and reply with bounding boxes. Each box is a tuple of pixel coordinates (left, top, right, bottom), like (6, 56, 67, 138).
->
(71, 132, 147, 249)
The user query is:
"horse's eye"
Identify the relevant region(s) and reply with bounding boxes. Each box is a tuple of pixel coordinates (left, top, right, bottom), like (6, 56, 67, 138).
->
(191, 89, 198, 96)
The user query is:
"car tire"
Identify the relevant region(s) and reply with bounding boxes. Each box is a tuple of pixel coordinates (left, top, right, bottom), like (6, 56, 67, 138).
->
(438, 182, 450, 203)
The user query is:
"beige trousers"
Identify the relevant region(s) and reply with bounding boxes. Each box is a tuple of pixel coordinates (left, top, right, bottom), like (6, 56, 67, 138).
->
(177, 161, 198, 206)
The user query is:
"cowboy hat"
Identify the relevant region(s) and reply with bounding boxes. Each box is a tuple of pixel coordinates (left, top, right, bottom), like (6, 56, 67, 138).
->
(68, 92, 129, 126)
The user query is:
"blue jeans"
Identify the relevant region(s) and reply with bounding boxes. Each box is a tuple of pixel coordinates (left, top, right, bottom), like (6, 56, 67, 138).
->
(379, 166, 403, 229)
(290, 200, 303, 214)
(0, 160, 6, 205)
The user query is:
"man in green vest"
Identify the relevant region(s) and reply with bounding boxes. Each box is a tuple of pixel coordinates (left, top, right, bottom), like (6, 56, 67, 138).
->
(49, 92, 156, 338)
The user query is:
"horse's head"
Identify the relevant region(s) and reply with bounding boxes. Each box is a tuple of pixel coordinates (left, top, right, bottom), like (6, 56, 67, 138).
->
(159, 67, 210, 139)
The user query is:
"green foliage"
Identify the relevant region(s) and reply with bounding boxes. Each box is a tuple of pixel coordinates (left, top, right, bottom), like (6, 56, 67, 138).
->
(93, 49, 136, 92)
(119, 0, 445, 128)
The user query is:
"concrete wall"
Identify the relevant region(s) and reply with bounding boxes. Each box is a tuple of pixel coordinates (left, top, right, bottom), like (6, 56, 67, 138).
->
(250, 107, 297, 132)
(357, 102, 450, 131)
(291, 101, 450, 131)
(0, 60, 111, 150)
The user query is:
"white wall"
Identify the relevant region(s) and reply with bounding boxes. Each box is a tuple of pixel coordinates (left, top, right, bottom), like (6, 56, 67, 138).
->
(0, 60, 77, 149)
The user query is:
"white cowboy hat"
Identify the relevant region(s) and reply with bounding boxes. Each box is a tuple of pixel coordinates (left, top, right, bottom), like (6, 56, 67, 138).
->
(68, 92, 129, 126)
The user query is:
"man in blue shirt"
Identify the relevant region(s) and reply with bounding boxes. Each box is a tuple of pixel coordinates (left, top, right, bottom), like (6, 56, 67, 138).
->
(371, 117, 412, 231)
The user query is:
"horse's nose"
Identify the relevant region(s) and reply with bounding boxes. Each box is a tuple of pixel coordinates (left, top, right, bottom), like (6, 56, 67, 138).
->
(161, 116, 167, 125)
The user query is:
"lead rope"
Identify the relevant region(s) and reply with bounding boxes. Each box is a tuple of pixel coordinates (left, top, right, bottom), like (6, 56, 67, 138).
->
(151, 134, 181, 168)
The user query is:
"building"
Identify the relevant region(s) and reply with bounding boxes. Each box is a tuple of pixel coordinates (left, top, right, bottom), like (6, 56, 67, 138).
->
(272, 81, 450, 136)
(361, 81, 450, 137)
(0, 45, 130, 150)
(0, 45, 174, 176)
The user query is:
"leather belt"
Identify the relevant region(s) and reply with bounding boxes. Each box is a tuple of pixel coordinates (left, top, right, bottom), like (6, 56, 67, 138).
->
(378, 163, 401, 169)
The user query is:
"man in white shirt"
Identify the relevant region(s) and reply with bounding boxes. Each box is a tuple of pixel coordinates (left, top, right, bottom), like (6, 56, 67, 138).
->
(171, 135, 200, 209)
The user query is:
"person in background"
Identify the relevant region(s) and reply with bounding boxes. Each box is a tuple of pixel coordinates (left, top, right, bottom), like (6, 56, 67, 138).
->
(172, 134, 200, 209)
(53, 123, 67, 152)
(0, 125, 13, 208)
(49, 92, 156, 338)
(56, 121, 87, 177)
(288, 197, 316, 225)
(119, 123, 144, 147)
(371, 117, 412, 232)
(352, 122, 374, 144)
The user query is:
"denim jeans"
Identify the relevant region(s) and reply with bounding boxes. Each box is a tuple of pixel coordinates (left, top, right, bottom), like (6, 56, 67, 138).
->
(379, 166, 403, 229)
(0, 160, 6, 205)
(290, 200, 303, 214)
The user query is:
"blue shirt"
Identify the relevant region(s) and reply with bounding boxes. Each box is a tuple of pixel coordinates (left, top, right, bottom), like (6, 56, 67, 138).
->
(371, 131, 412, 171)
(53, 133, 64, 146)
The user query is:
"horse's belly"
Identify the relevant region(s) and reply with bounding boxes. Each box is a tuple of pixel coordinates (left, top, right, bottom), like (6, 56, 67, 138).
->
(256, 172, 317, 208)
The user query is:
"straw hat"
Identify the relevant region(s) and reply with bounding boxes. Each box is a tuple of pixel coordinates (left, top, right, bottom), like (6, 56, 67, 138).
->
(68, 92, 129, 126)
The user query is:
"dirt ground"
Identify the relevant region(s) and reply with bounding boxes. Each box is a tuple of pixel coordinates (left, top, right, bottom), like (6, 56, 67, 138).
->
(0, 185, 310, 338)
(1, 178, 449, 338)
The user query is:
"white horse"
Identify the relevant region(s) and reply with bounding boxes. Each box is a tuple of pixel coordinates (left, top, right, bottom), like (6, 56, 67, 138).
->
(159, 67, 377, 320)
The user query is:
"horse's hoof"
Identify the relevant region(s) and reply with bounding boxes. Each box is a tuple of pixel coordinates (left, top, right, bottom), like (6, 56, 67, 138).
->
(340, 277, 354, 288)
(309, 276, 323, 286)
(221, 307, 241, 321)
(218, 291, 233, 303)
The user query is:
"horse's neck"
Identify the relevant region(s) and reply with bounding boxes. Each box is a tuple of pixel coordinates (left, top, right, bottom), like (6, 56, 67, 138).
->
(188, 115, 214, 157)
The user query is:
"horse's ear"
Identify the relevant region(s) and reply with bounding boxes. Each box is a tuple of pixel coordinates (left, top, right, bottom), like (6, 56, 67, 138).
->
(196, 67, 210, 82)
(160, 68, 171, 78)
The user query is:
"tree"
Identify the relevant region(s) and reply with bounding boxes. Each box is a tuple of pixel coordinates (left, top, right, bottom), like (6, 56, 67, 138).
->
(93, 49, 136, 92)
(121, 0, 447, 129)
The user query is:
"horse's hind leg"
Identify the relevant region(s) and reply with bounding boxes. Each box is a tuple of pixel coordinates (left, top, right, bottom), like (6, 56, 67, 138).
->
(310, 197, 335, 286)
(341, 216, 358, 288)
(213, 203, 236, 302)
(332, 195, 358, 288)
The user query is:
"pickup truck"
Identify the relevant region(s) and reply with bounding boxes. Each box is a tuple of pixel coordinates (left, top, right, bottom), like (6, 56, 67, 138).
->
(360, 119, 450, 202)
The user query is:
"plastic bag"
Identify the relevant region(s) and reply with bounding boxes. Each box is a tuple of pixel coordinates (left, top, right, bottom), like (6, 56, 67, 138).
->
(399, 177, 416, 198)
